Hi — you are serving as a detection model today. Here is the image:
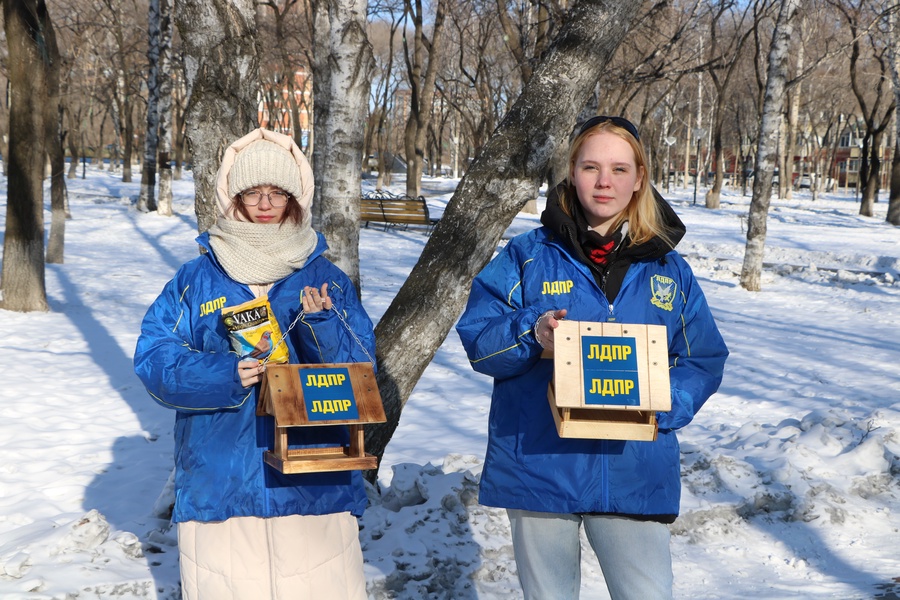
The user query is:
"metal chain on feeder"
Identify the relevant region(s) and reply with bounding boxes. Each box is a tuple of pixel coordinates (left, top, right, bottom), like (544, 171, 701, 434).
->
(259, 306, 375, 368)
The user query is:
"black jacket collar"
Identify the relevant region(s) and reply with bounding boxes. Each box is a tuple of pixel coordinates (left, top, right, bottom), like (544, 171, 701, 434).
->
(540, 182, 685, 265)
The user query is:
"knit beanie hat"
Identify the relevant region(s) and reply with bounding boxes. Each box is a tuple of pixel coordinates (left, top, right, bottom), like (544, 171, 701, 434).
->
(228, 139, 304, 200)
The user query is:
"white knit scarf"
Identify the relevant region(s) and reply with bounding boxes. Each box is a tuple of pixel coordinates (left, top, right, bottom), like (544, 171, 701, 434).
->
(207, 217, 318, 285)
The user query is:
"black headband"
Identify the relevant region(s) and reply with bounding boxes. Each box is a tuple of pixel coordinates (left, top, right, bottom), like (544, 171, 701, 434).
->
(577, 115, 640, 141)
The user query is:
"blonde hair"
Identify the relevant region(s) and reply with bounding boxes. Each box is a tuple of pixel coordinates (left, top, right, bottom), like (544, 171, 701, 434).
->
(561, 120, 674, 248)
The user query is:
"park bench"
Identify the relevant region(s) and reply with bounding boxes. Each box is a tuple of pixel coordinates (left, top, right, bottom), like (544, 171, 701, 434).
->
(360, 190, 440, 233)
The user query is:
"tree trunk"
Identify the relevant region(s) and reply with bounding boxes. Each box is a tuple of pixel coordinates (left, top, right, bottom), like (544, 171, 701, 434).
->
(174, 0, 260, 235)
(174, 82, 186, 180)
(740, 0, 800, 292)
(784, 20, 804, 200)
(860, 131, 882, 217)
(122, 103, 135, 182)
(889, 6, 900, 226)
(309, 0, 375, 287)
(0, 105, 8, 176)
(364, 0, 643, 474)
(44, 9, 65, 265)
(777, 114, 787, 199)
(402, 0, 447, 198)
(889, 142, 900, 226)
(46, 105, 67, 265)
(704, 1, 755, 210)
(156, 0, 174, 217)
(66, 108, 81, 179)
(1, 0, 54, 312)
(705, 124, 724, 209)
(139, 0, 162, 213)
(374, 17, 397, 189)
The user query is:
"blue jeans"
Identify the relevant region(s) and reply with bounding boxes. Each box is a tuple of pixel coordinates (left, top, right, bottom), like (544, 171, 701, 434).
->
(507, 509, 674, 600)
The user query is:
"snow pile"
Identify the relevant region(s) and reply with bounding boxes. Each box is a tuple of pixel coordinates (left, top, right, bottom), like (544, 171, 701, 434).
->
(361, 455, 520, 600)
(0, 509, 178, 598)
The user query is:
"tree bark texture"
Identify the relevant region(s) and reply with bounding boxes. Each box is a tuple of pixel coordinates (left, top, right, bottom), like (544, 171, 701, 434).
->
(46, 104, 67, 265)
(889, 6, 900, 227)
(44, 14, 66, 265)
(174, 0, 260, 234)
(740, 0, 800, 292)
(310, 0, 375, 286)
(139, 0, 163, 213)
(783, 20, 804, 201)
(365, 0, 643, 472)
(156, 0, 175, 217)
(1, 0, 53, 311)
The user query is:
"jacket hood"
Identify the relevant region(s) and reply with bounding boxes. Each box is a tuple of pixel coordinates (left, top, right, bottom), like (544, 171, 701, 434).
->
(214, 128, 314, 222)
(540, 182, 686, 264)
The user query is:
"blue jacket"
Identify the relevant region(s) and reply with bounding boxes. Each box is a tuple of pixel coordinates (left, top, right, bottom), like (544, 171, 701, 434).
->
(134, 232, 376, 523)
(456, 193, 727, 521)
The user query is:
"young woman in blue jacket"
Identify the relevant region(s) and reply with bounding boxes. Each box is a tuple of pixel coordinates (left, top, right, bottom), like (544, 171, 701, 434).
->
(134, 128, 375, 599)
(456, 116, 728, 600)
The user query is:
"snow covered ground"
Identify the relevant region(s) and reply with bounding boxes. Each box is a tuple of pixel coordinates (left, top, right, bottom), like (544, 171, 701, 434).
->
(0, 167, 898, 599)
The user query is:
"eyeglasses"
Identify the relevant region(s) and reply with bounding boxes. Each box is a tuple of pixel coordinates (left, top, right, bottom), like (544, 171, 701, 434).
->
(240, 189, 291, 207)
(577, 115, 640, 141)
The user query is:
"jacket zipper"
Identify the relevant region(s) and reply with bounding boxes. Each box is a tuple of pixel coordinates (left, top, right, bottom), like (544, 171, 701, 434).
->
(559, 228, 618, 321)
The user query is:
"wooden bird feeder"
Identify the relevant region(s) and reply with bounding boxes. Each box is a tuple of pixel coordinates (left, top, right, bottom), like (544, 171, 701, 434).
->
(257, 362, 386, 474)
(546, 320, 671, 441)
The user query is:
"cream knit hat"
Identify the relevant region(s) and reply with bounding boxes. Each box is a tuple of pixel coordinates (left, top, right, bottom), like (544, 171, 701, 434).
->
(227, 139, 304, 200)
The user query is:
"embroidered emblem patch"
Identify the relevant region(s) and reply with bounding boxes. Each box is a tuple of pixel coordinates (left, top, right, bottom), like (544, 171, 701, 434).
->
(650, 275, 676, 311)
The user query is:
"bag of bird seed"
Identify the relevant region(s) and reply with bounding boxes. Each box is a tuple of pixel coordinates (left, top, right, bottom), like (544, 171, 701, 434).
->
(221, 296, 289, 364)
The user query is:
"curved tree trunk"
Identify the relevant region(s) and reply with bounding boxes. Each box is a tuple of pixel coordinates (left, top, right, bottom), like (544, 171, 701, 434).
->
(174, 0, 260, 235)
(365, 0, 644, 477)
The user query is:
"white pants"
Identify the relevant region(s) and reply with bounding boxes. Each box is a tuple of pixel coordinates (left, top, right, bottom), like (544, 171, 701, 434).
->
(178, 512, 366, 600)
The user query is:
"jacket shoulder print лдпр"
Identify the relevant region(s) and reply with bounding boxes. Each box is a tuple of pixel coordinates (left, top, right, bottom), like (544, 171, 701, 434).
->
(456, 191, 728, 522)
(134, 233, 376, 523)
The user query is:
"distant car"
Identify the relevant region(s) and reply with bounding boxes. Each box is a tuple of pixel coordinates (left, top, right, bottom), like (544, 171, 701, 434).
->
(798, 175, 813, 189)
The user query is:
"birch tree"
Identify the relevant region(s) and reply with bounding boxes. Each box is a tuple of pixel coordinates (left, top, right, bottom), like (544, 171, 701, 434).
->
(1, 0, 57, 312)
(138, 0, 164, 212)
(309, 0, 375, 286)
(174, 0, 259, 234)
(887, 0, 900, 226)
(740, 0, 801, 292)
(365, 0, 644, 467)
(155, 0, 175, 216)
